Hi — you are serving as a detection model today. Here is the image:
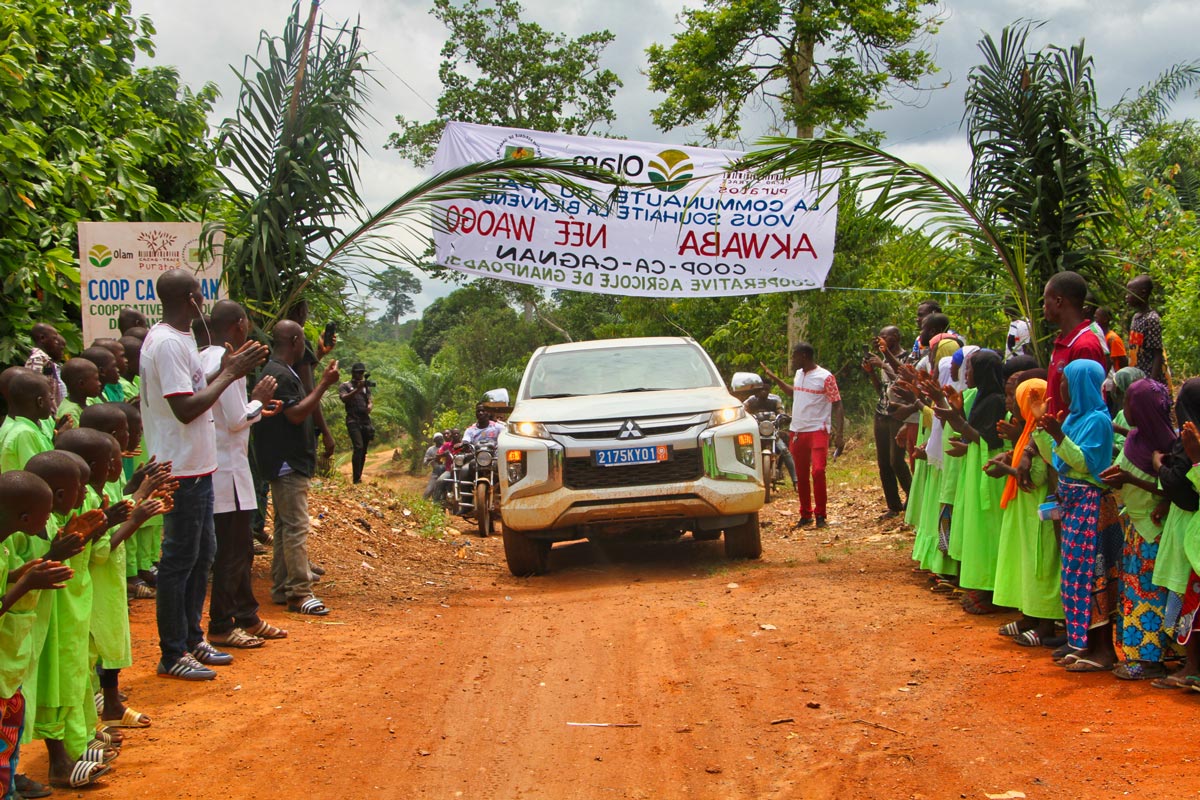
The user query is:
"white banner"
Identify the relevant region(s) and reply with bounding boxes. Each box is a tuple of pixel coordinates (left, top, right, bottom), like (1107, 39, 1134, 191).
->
(77, 222, 225, 343)
(431, 122, 838, 298)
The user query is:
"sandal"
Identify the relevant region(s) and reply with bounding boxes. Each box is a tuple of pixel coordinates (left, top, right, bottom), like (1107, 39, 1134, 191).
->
(81, 745, 119, 765)
(930, 580, 956, 594)
(50, 760, 110, 789)
(14, 774, 52, 798)
(997, 620, 1023, 637)
(1113, 662, 1167, 681)
(1151, 675, 1190, 689)
(1065, 657, 1114, 673)
(129, 580, 156, 599)
(287, 596, 329, 616)
(209, 627, 265, 649)
(245, 620, 289, 639)
(94, 726, 125, 746)
(102, 706, 151, 728)
(1013, 630, 1042, 647)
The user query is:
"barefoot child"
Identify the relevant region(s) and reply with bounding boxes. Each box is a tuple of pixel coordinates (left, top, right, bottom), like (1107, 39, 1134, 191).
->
(0, 471, 76, 799)
(0, 370, 54, 472)
(34, 429, 131, 788)
(56, 359, 103, 430)
(1039, 359, 1119, 672)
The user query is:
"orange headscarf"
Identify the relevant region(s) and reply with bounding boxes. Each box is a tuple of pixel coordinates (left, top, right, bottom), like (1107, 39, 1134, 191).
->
(1000, 377, 1047, 509)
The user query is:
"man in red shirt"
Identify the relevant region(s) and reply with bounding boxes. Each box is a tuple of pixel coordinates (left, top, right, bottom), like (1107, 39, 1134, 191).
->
(1043, 271, 1108, 416)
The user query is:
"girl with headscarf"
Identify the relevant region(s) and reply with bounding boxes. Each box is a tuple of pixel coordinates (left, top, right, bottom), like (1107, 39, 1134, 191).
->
(913, 357, 958, 583)
(1155, 379, 1200, 685)
(1099, 378, 1177, 680)
(941, 349, 1007, 613)
(1109, 366, 1146, 455)
(991, 377, 1063, 644)
(1038, 359, 1117, 671)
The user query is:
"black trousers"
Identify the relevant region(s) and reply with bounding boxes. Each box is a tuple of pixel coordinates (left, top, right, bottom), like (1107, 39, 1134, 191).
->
(347, 421, 373, 483)
(874, 415, 912, 512)
(209, 509, 261, 635)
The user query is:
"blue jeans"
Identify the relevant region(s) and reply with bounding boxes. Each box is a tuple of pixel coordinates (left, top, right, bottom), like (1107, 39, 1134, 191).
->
(156, 474, 216, 665)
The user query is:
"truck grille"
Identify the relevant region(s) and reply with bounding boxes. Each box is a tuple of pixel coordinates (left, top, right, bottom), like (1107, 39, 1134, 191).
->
(563, 449, 703, 490)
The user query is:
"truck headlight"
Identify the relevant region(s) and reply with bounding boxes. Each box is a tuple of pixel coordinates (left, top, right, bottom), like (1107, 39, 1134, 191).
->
(710, 406, 746, 426)
(511, 421, 550, 439)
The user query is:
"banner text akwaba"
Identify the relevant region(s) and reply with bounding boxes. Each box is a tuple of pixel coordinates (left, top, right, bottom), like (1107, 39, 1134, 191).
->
(431, 122, 838, 298)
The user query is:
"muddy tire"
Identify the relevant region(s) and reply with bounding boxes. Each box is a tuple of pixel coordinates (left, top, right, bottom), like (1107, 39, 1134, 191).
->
(474, 484, 492, 537)
(503, 527, 550, 576)
(724, 513, 762, 560)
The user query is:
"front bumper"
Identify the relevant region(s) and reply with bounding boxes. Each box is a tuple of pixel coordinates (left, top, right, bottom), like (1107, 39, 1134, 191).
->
(498, 415, 764, 535)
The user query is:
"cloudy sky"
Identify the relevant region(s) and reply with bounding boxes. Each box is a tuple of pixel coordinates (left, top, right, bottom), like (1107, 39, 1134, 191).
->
(130, 0, 1200, 317)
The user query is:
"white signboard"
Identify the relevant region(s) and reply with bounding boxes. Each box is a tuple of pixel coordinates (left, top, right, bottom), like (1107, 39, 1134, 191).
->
(431, 122, 838, 298)
(78, 222, 224, 342)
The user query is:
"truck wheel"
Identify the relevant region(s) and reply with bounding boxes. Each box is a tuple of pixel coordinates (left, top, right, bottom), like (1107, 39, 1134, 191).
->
(474, 484, 492, 538)
(724, 513, 762, 560)
(762, 453, 773, 504)
(503, 528, 550, 576)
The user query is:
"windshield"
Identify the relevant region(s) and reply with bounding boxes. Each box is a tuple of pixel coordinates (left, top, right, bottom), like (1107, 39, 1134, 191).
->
(524, 344, 722, 399)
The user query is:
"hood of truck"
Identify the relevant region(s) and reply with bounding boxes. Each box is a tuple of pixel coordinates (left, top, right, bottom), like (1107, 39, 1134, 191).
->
(511, 387, 740, 423)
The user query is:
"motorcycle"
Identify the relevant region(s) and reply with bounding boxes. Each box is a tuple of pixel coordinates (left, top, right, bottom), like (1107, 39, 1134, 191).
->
(439, 441, 500, 537)
(754, 404, 793, 503)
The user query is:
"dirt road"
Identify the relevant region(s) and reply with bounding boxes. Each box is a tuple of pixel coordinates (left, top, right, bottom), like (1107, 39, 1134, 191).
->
(21, 459, 1200, 799)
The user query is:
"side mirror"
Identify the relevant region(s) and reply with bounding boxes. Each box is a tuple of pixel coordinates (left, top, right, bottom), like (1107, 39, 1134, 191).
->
(483, 388, 510, 405)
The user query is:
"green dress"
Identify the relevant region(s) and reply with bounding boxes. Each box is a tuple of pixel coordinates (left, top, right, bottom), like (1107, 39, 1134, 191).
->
(1183, 466, 1200, 576)
(1152, 502, 1194, 595)
(953, 435, 1006, 591)
(905, 409, 931, 532)
(0, 415, 53, 472)
(991, 454, 1064, 618)
(90, 481, 131, 670)
(16, 520, 57, 746)
(942, 389, 978, 561)
(0, 540, 41, 699)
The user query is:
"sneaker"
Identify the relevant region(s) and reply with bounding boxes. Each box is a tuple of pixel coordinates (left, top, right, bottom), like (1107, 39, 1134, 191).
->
(796, 516, 814, 527)
(191, 639, 234, 666)
(815, 516, 828, 528)
(158, 653, 216, 681)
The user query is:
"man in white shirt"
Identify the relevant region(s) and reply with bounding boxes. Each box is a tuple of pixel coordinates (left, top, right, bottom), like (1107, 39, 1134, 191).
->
(461, 405, 503, 447)
(761, 342, 844, 528)
(201, 300, 287, 649)
(140, 270, 267, 681)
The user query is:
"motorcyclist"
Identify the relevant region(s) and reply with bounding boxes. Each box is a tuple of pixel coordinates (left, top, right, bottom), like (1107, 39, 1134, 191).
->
(741, 379, 797, 486)
(461, 404, 504, 447)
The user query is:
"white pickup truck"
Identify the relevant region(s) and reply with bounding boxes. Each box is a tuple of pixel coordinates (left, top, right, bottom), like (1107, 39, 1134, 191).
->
(497, 336, 765, 575)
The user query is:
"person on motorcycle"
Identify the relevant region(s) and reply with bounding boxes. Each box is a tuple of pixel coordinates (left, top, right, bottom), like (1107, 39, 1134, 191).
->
(742, 379, 797, 486)
(462, 404, 504, 446)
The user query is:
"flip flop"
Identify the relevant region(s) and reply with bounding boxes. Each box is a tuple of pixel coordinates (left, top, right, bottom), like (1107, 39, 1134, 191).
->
(49, 761, 110, 789)
(998, 621, 1023, 637)
(102, 706, 151, 728)
(1065, 657, 1114, 673)
(1151, 675, 1189, 689)
(1113, 662, 1167, 681)
(14, 774, 52, 798)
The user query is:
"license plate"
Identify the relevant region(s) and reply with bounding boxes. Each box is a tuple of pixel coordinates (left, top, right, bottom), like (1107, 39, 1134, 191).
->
(593, 445, 670, 467)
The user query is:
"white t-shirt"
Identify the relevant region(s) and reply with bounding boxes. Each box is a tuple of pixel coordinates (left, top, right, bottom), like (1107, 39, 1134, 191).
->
(789, 366, 841, 434)
(200, 346, 261, 513)
(140, 322, 217, 478)
(1005, 319, 1031, 359)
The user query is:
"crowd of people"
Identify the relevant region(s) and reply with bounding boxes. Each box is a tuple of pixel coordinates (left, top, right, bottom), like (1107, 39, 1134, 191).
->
(854, 272, 1200, 686)
(0, 270, 351, 795)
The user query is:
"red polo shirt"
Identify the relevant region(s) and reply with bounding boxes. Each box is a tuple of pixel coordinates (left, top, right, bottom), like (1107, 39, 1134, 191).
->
(1046, 320, 1108, 416)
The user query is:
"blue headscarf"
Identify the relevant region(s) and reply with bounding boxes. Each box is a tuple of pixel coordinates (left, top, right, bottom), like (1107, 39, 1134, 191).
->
(1053, 359, 1113, 482)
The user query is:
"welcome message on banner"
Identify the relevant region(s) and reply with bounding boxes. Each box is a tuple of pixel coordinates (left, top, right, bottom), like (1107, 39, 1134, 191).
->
(431, 122, 838, 298)
(78, 222, 224, 343)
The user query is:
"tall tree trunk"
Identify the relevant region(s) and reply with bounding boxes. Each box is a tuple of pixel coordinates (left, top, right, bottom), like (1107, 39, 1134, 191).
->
(786, 7, 816, 354)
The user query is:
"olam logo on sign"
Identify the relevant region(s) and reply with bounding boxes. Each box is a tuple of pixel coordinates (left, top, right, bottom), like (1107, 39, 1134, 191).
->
(88, 245, 114, 268)
(647, 149, 694, 192)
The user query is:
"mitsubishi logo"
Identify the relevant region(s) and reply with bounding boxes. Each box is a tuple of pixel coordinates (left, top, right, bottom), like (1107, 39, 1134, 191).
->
(617, 420, 644, 440)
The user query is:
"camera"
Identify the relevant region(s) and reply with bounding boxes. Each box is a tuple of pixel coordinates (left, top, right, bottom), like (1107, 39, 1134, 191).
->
(357, 372, 377, 389)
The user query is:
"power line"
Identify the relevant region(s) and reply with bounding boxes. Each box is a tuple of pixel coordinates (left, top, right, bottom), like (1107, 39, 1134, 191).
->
(378, 56, 438, 113)
(821, 285, 1004, 298)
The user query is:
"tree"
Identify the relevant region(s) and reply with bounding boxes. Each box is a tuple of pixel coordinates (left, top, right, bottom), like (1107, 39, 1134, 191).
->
(368, 265, 422, 326)
(387, 0, 622, 168)
(214, 1, 372, 322)
(0, 0, 219, 363)
(645, 0, 940, 143)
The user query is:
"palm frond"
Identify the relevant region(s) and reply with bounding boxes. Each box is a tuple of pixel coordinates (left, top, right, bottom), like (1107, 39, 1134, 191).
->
(1112, 60, 1200, 138)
